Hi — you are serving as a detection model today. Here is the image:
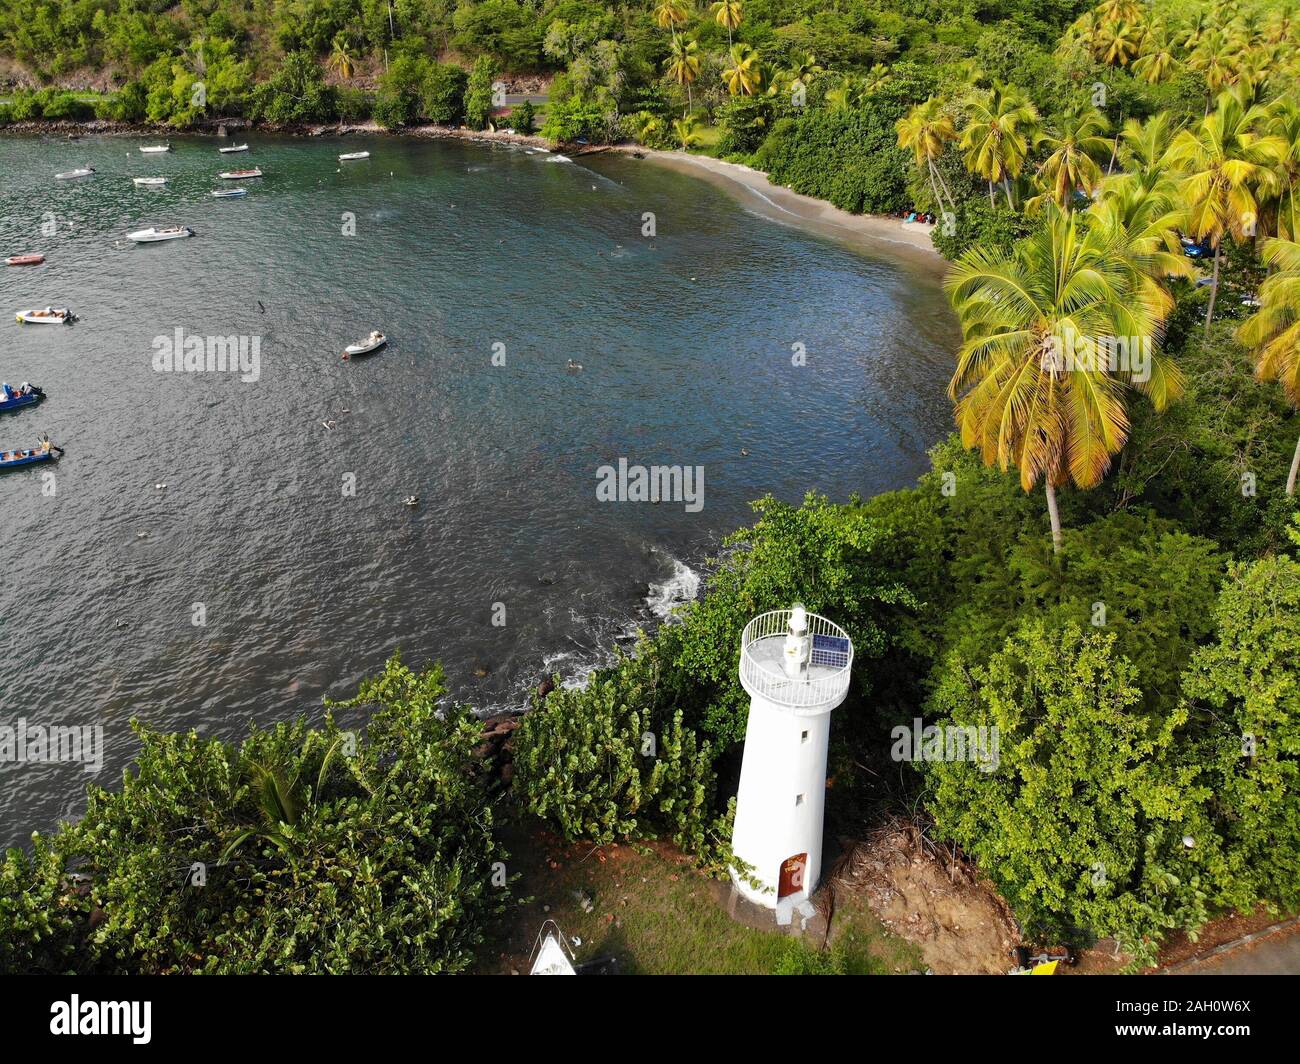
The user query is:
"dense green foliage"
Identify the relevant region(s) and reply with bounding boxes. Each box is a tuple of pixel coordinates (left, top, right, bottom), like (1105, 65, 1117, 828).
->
(513, 645, 722, 853)
(0, 654, 508, 974)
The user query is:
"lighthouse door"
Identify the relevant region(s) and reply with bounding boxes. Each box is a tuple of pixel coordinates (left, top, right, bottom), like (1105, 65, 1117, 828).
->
(778, 853, 807, 899)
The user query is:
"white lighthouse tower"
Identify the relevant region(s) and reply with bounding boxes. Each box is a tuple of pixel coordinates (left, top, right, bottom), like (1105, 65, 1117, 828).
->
(731, 604, 853, 915)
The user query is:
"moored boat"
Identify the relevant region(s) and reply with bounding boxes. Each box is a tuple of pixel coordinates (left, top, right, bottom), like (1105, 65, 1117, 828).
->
(5, 254, 45, 266)
(211, 188, 247, 198)
(339, 151, 371, 161)
(219, 168, 262, 180)
(55, 167, 95, 180)
(219, 144, 249, 153)
(15, 307, 75, 325)
(127, 226, 193, 243)
(0, 436, 62, 470)
(133, 176, 167, 186)
(343, 331, 387, 359)
(0, 382, 44, 413)
(139, 144, 171, 153)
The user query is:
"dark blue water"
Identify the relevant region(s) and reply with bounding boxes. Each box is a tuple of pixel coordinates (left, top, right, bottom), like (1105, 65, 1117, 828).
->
(0, 133, 957, 843)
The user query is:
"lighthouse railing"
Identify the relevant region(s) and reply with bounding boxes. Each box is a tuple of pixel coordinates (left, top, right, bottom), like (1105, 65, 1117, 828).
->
(739, 609, 853, 710)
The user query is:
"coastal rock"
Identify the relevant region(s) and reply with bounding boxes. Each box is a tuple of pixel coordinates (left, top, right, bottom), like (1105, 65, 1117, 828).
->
(535, 676, 555, 701)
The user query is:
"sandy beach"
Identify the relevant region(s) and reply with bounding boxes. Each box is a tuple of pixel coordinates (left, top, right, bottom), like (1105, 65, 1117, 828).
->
(619, 148, 945, 275)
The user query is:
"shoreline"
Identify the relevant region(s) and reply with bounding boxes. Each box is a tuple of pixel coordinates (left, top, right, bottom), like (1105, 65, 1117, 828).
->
(3, 117, 945, 274)
(611, 147, 944, 272)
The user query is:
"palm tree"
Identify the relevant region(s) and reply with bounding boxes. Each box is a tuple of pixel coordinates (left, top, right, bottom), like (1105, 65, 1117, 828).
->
(1117, 112, 1179, 193)
(784, 51, 822, 95)
(1095, 20, 1144, 66)
(1132, 24, 1180, 84)
(653, 0, 689, 36)
(1170, 90, 1285, 330)
(672, 112, 703, 150)
(1239, 237, 1300, 493)
(722, 43, 762, 96)
(1187, 31, 1242, 106)
(711, 0, 742, 48)
(825, 75, 866, 113)
(945, 203, 1178, 552)
(665, 36, 701, 115)
(1095, 0, 1143, 24)
(1266, 98, 1300, 241)
(863, 62, 891, 94)
(960, 83, 1039, 208)
(219, 733, 353, 870)
(1090, 174, 1195, 330)
(329, 32, 356, 80)
(896, 97, 958, 215)
(1032, 109, 1114, 210)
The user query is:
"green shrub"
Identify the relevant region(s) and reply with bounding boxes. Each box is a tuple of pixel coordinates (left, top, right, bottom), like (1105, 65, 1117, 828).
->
(513, 644, 719, 854)
(924, 623, 1222, 968)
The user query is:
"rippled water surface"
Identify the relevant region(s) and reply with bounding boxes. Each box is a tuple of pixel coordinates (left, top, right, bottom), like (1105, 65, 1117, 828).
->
(0, 133, 958, 843)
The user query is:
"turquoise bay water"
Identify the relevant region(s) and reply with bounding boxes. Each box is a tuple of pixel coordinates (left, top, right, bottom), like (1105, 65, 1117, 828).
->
(0, 134, 958, 842)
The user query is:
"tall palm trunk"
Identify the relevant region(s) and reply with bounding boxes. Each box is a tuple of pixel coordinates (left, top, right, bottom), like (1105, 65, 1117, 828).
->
(1002, 176, 1014, 209)
(988, 179, 995, 207)
(1045, 478, 1063, 554)
(1204, 241, 1221, 331)
(1288, 432, 1300, 496)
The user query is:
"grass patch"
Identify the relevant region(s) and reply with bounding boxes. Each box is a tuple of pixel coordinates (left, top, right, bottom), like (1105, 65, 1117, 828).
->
(479, 822, 920, 975)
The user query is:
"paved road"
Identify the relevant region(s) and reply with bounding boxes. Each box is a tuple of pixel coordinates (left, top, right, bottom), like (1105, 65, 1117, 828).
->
(1173, 924, 1300, 974)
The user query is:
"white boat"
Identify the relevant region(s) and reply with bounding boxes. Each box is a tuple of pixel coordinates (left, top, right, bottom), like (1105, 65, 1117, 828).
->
(218, 144, 249, 153)
(219, 168, 262, 180)
(528, 921, 577, 976)
(133, 177, 167, 186)
(54, 167, 95, 180)
(15, 307, 74, 325)
(343, 331, 387, 358)
(211, 188, 247, 198)
(339, 151, 370, 161)
(127, 226, 193, 243)
(139, 144, 171, 154)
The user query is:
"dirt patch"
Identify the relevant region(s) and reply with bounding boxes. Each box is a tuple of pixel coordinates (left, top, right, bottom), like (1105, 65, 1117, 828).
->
(828, 822, 1020, 974)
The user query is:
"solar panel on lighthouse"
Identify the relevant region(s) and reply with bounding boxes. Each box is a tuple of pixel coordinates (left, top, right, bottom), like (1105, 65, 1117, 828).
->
(811, 633, 850, 669)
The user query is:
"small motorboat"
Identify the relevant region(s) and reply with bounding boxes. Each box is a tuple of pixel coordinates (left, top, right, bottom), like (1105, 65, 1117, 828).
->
(339, 151, 371, 161)
(211, 188, 247, 198)
(0, 436, 62, 471)
(15, 307, 75, 325)
(127, 226, 193, 243)
(5, 254, 45, 266)
(343, 331, 387, 359)
(133, 176, 167, 186)
(218, 144, 249, 153)
(219, 168, 262, 180)
(0, 382, 44, 413)
(55, 167, 95, 180)
(139, 144, 171, 153)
